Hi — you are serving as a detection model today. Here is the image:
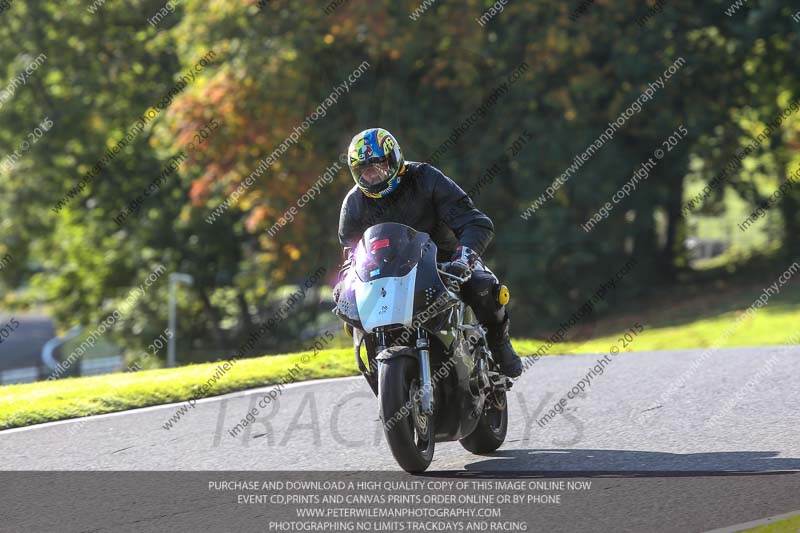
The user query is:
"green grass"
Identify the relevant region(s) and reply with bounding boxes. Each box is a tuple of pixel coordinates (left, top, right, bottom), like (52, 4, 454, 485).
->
(0, 347, 356, 430)
(739, 512, 800, 532)
(2, 274, 798, 430)
(517, 304, 799, 355)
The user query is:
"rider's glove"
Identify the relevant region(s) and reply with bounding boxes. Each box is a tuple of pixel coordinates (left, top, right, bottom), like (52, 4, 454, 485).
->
(443, 260, 471, 279)
(452, 246, 479, 268)
(443, 246, 479, 279)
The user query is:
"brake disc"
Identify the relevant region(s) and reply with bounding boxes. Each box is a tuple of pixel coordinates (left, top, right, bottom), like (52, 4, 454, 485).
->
(409, 380, 430, 437)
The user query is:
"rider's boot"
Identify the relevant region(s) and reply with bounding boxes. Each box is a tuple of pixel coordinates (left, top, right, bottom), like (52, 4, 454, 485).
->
(486, 311, 522, 378)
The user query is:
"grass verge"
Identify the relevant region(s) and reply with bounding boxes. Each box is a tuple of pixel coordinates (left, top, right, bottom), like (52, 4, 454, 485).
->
(0, 348, 355, 430)
(739, 512, 800, 532)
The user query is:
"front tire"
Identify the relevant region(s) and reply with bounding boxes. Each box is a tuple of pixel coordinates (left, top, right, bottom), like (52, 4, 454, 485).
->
(379, 356, 434, 473)
(459, 391, 508, 454)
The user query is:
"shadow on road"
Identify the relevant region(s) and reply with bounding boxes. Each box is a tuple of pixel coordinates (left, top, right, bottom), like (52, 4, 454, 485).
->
(421, 448, 800, 478)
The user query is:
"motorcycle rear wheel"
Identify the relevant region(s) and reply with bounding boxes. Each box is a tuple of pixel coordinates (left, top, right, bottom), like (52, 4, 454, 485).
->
(379, 356, 435, 473)
(459, 390, 508, 454)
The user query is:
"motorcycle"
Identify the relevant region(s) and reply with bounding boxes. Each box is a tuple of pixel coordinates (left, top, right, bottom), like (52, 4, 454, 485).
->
(334, 222, 512, 472)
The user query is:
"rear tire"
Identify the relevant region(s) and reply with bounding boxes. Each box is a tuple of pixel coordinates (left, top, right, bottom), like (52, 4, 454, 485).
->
(379, 356, 434, 473)
(459, 391, 508, 454)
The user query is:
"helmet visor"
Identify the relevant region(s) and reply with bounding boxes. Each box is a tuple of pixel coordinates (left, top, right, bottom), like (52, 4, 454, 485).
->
(355, 159, 392, 188)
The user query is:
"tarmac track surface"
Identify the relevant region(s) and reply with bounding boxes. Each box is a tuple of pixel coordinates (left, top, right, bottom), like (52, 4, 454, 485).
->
(2, 346, 799, 532)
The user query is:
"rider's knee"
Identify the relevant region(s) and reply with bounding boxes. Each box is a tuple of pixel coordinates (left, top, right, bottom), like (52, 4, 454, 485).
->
(463, 270, 505, 323)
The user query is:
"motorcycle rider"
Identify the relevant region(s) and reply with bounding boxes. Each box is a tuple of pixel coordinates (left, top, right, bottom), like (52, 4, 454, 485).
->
(336, 127, 522, 378)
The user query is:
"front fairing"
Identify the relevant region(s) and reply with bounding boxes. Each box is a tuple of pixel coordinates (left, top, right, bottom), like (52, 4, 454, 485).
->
(334, 268, 363, 330)
(353, 223, 428, 282)
(338, 223, 451, 333)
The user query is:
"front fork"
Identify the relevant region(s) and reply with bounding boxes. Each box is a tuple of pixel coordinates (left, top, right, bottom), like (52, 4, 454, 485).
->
(416, 328, 434, 416)
(375, 327, 434, 416)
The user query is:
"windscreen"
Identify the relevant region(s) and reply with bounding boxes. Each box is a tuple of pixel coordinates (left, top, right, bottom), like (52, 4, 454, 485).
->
(354, 223, 431, 282)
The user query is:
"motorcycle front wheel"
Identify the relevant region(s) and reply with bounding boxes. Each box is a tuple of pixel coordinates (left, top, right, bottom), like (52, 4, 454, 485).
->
(378, 356, 435, 473)
(459, 390, 508, 454)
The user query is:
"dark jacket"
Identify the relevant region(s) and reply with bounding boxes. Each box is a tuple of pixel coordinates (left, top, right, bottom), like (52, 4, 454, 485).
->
(338, 162, 494, 261)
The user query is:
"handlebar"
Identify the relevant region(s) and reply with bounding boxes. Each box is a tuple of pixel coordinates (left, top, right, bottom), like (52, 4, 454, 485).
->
(437, 263, 473, 285)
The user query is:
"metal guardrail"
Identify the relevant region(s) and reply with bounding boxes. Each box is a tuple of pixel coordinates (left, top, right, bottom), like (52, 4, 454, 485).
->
(0, 326, 127, 385)
(41, 326, 83, 373)
(79, 356, 124, 376)
(0, 367, 39, 385)
(40, 326, 124, 379)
